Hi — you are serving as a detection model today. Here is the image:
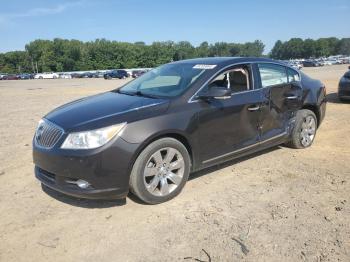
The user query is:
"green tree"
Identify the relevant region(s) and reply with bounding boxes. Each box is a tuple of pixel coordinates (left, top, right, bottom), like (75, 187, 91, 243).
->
(302, 39, 316, 58)
(270, 40, 283, 59)
(270, 37, 347, 59)
(196, 42, 210, 57)
(239, 40, 265, 57)
(337, 38, 350, 55)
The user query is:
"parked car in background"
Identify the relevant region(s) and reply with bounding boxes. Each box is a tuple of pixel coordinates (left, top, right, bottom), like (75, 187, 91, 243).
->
(340, 57, 350, 64)
(34, 72, 59, 79)
(104, 69, 128, 79)
(322, 60, 333, 66)
(94, 71, 105, 78)
(338, 66, 350, 101)
(303, 60, 322, 67)
(80, 72, 94, 78)
(0, 73, 8, 80)
(3, 74, 20, 80)
(33, 57, 326, 204)
(287, 61, 302, 70)
(70, 73, 82, 78)
(59, 73, 72, 79)
(18, 73, 34, 80)
(132, 70, 146, 78)
(323, 59, 338, 65)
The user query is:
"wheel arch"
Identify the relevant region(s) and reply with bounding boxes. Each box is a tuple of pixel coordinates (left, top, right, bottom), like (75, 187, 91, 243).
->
(128, 132, 194, 177)
(301, 104, 320, 127)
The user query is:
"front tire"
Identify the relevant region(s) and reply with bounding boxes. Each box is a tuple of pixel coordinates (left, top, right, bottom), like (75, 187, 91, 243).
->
(287, 109, 317, 149)
(129, 138, 191, 204)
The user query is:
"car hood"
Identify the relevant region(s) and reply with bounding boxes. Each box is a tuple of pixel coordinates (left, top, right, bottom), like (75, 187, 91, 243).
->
(45, 91, 169, 132)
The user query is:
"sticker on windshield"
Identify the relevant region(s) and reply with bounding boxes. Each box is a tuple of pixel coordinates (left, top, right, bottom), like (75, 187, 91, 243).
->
(193, 64, 217, 69)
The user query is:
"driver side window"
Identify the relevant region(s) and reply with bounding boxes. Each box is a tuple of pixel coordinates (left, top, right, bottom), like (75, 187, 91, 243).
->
(207, 65, 251, 94)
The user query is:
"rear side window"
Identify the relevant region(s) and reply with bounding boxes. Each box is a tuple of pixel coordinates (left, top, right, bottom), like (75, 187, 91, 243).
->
(287, 68, 300, 82)
(258, 64, 288, 88)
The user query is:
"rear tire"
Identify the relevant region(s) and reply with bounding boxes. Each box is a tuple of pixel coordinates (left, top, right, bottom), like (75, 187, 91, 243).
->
(129, 138, 191, 204)
(286, 109, 317, 149)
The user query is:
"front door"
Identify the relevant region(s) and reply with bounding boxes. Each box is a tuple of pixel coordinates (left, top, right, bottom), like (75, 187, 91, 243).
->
(196, 64, 262, 164)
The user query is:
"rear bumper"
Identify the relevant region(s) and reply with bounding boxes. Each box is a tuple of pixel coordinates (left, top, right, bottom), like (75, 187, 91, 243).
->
(338, 82, 350, 98)
(33, 137, 140, 200)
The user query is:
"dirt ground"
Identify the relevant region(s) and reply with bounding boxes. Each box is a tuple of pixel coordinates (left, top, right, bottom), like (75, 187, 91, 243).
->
(0, 65, 349, 262)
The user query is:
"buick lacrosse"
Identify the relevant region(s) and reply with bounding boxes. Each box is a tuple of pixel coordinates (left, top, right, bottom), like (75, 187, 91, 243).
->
(33, 57, 326, 204)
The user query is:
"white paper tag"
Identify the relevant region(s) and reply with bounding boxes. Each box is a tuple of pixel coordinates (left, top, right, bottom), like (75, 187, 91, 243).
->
(193, 64, 217, 69)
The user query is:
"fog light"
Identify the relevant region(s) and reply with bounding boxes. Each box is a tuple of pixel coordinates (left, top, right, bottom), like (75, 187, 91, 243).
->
(76, 179, 90, 189)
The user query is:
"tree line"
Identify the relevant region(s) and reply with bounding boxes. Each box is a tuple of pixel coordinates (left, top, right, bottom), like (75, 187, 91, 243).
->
(0, 39, 264, 73)
(270, 37, 350, 60)
(1, 37, 349, 74)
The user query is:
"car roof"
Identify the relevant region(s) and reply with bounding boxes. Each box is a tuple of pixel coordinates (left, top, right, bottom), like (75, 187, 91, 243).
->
(170, 57, 285, 66)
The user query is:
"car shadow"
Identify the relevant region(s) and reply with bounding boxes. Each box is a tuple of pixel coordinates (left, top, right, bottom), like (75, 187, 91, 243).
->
(189, 146, 281, 181)
(127, 146, 282, 205)
(41, 184, 126, 208)
(42, 146, 282, 207)
(326, 92, 350, 104)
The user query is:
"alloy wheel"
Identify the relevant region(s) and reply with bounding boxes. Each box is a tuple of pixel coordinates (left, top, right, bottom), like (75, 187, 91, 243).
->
(143, 147, 185, 197)
(300, 115, 316, 147)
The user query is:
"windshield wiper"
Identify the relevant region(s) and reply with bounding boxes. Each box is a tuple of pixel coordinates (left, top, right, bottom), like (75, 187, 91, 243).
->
(117, 89, 159, 99)
(134, 91, 160, 99)
(116, 89, 136, 96)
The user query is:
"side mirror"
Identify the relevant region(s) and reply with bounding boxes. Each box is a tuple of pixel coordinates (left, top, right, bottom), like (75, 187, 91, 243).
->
(198, 86, 231, 100)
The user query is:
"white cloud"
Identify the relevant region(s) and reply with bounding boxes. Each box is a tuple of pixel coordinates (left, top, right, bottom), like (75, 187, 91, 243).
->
(0, 1, 84, 24)
(333, 5, 349, 10)
(11, 5, 67, 18)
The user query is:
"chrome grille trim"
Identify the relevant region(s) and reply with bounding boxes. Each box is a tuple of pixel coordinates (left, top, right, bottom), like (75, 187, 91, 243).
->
(35, 119, 64, 149)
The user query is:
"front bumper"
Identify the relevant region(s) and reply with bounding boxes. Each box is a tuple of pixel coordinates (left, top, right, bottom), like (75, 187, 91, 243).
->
(33, 136, 140, 200)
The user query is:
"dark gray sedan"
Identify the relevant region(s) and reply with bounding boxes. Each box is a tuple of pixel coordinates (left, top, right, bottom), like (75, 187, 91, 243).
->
(33, 57, 327, 204)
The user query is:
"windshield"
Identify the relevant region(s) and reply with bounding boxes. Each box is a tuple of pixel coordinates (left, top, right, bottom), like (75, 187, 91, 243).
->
(118, 63, 206, 98)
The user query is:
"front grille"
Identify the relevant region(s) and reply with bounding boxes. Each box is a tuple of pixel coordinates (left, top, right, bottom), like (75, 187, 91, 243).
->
(35, 119, 63, 148)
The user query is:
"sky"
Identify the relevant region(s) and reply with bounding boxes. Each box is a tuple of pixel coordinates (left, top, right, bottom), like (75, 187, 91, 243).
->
(0, 0, 349, 54)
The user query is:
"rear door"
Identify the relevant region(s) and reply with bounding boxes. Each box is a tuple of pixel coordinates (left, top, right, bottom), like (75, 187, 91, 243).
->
(256, 63, 302, 141)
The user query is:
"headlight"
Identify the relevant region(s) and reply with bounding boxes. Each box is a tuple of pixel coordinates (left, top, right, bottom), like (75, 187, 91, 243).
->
(61, 122, 126, 149)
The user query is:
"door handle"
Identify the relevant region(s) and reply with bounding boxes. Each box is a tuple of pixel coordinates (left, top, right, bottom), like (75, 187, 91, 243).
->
(247, 105, 260, 112)
(286, 95, 298, 100)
